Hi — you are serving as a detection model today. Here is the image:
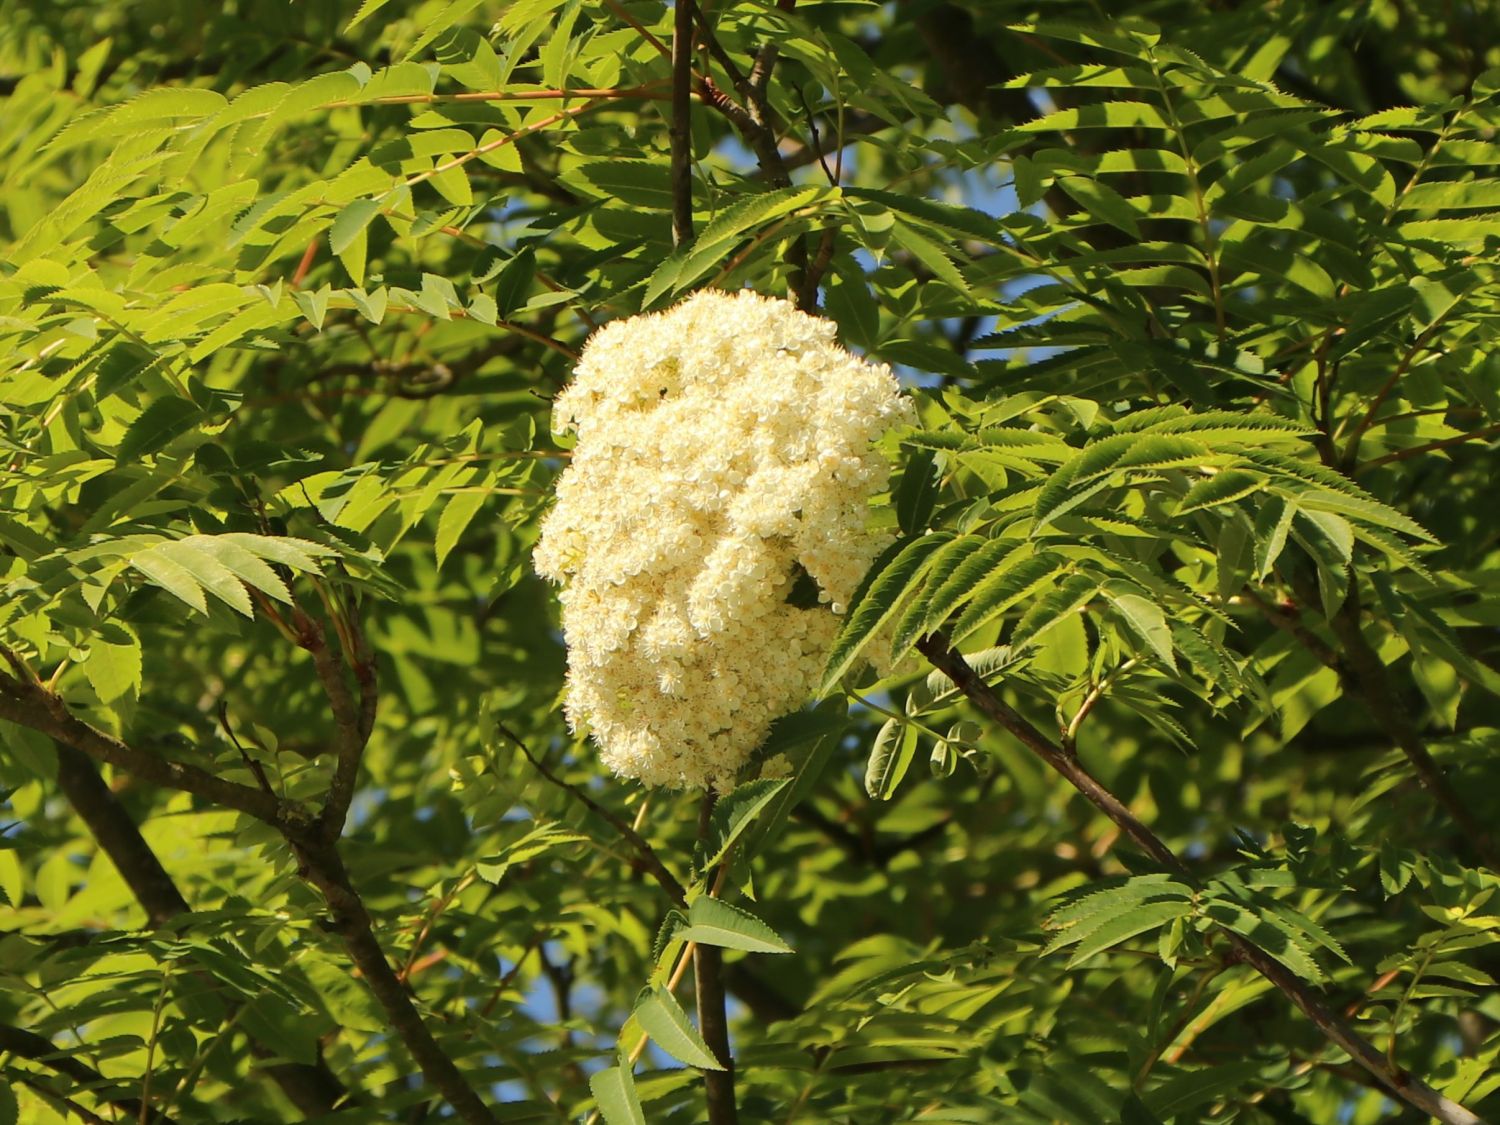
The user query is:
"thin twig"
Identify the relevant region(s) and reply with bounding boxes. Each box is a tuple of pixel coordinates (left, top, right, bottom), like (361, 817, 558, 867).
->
(914, 634, 1484, 1125)
(292, 604, 374, 843)
(1286, 575, 1499, 871)
(602, 0, 671, 59)
(1354, 422, 1500, 473)
(217, 703, 276, 797)
(496, 720, 688, 906)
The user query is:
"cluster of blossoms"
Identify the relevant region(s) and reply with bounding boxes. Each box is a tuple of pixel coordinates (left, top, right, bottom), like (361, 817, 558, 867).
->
(533, 288, 913, 790)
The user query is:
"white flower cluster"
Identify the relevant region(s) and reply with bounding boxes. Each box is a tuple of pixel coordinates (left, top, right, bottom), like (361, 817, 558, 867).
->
(533, 288, 913, 790)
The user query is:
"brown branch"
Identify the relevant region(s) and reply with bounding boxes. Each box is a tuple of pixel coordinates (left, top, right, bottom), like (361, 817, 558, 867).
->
(0, 1022, 177, 1124)
(4, 635, 490, 1121)
(495, 720, 688, 906)
(602, 0, 671, 59)
(290, 836, 495, 1125)
(53, 745, 190, 927)
(50, 750, 353, 1114)
(670, 0, 696, 248)
(1354, 422, 1500, 474)
(695, 795, 738, 1125)
(0, 665, 282, 824)
(296, 596, 377, 842)
(914, 634, 1486, 1125)
(1241, 588, 1343, 669)
(687, 5, 819, 309)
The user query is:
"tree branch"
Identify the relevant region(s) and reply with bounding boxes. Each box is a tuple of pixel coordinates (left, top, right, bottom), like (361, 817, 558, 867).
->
(670, 0, 695, 248)
(915, 634, 1486, 1125)
(1354, 422, 1500, 474)
(291, 835, 496, 1125)
(695, 794, 738, 1125)
(297, 595, 378, 842)
(3, 636, 490, 1122)
(0, 663, 282, 824)
(53, 745, 189, 927)
(686, 4, 819, 309)
(0, 1022, 177, 1124)
(50, 749, 353, 1113)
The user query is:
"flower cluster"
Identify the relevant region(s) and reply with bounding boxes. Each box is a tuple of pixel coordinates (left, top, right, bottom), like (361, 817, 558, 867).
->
(533, 289, 913, 790)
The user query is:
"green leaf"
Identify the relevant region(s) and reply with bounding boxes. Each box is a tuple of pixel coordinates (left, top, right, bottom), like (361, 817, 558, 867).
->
(476, 821, 588, 884)
(590, 1065, 647, 1125)
(865, 717, 919, 800)
(1065, 900, 1194, 967)
(494, 247, 536, 317)
(84, 636, 142, 704)
(675, 896, 792, 954)
(1147, 1060, 1267, 1119)
(820, 534, 952, 696)
(634, 987, 724, 1070)
(144, 540, 254, 615)
(117, 396, 204, 463)
(330, 198, 383, 255)
(1058, 175, 1142, 237)
(1252, 495, 1295, 578)
(126, 546, 208, 614)
(895, 448, 940, 536)
(575, 161, 674, 210)
(950, 552, 1068, 644)
(889, 534, 988, 657)
(696, 186, 821, 250)
(699, 778, 791, 871)
(1178, 469, 1264, 513)
(435, 489, 485, 569)
(1011, 572, 1100, 652)
(1103, 588, 1176, 669)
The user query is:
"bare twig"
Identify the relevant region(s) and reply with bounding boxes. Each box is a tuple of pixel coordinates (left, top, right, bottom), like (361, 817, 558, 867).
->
(496, 720, 688, 906)
(1354, 422, 1500, 473)
(298, 593, 378, 841)
(914, 634, 1485, 1125)
(1288, 576, 1499, 871)
(217, 703, 275, 797)
(685, 5, 820, 309)
(602, 0, 671, 59)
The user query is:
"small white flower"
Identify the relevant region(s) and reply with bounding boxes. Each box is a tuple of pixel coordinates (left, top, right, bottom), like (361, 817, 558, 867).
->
(533, 289, 913, 790)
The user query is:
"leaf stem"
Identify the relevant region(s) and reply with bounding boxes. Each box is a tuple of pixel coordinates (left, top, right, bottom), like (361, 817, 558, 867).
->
(696, 794, 739, 1125)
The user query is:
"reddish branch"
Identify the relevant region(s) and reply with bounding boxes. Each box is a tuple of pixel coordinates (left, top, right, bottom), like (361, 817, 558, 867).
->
(915, 635, 1484, 1125)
